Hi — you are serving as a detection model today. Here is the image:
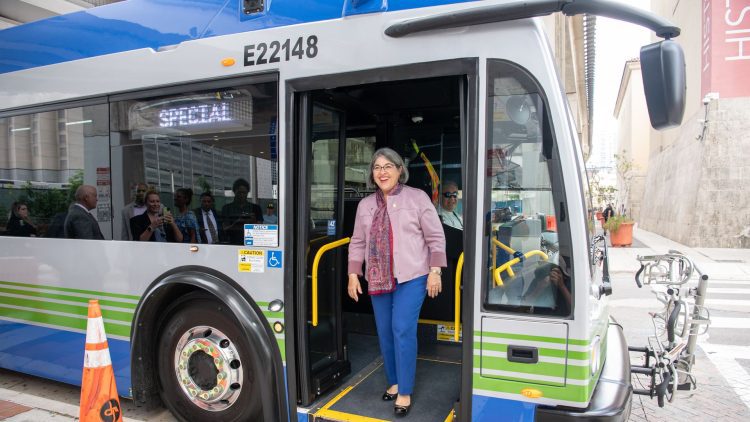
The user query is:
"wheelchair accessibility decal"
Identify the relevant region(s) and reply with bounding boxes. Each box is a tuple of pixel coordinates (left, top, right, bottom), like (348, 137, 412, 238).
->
(267, 250, 282, 269)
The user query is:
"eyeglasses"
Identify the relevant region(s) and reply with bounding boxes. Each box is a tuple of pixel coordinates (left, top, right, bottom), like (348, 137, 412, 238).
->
(443, 192, 458, 199)
(372, 163, 398, 173)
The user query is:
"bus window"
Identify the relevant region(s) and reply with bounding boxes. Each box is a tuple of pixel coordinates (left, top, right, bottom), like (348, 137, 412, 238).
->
(109, 80, 279, 244)
(0, 104, 110, 239)
(483, 61, 572, 317)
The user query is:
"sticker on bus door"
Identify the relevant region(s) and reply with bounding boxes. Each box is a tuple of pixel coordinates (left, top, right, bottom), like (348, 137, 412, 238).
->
(238, 249, 265, 273)
(244, 224, 279, 247)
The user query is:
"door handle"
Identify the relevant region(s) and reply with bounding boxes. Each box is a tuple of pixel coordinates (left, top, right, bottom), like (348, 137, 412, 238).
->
(311, 237, 350, 327)
(507, 345, 538, 364)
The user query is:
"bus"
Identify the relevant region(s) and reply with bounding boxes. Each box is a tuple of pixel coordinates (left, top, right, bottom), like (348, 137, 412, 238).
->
(0, 1, 685, 421)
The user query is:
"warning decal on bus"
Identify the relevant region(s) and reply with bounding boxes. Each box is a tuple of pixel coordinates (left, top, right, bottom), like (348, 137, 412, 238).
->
(238, 249, 265, 273)
(244, 224, 279, 247)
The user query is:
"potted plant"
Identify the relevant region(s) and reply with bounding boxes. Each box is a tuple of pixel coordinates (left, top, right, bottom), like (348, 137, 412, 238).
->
(603, 214, 635, 247)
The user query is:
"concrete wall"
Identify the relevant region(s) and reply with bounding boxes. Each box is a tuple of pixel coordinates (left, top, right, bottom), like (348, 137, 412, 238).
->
(639, 98, 750, 247)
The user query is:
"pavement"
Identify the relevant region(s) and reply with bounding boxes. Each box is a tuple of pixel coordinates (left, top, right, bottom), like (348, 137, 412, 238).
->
(607, 227, 750, 421)
(1, 227, 748, 421)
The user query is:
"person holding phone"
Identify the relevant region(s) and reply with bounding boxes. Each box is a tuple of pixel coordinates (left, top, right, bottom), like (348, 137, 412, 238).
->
(130, 190, 183, 242)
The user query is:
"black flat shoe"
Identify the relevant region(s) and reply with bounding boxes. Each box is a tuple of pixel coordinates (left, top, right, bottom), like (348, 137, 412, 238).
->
(394, 402, 411, 416)
(382, 390, 398, 401)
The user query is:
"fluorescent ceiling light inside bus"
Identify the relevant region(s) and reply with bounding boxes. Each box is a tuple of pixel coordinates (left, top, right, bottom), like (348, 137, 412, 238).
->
(10, 127, 30, 132)
(65, 119, 92, 126)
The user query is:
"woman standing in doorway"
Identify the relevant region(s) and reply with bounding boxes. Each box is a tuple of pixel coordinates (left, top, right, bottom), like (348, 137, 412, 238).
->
(347, 147, 446, 416)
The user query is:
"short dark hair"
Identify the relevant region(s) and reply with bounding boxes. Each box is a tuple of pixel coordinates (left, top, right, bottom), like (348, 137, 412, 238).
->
(176, 188, 193, 203)
(232, 178, 250, 192)
(200, 191, 214, 200)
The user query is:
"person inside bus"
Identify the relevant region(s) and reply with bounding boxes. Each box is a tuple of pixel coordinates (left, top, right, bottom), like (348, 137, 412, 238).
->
(5, 201, 38, 237)
(221, 178, 263, 245)
(264, 202, 278, 224)
(195, 191, 222, 244)
(130, 190, 183, 242)
(347, 147, 446, 416)
(438, 180, 463, 230)
(64, 185, 105, 240)
(173, 188, 201, 243)
(121, 182, 150, 240)
(522, 261, 572, 315)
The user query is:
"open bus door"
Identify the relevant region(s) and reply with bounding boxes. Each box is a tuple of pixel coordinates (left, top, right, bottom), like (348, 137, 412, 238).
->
(293, 69, 473, 420)
(295, 97, 352, 406)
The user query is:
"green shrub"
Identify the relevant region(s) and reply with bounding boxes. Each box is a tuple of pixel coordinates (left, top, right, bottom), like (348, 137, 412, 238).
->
(603, 214, 634, 232)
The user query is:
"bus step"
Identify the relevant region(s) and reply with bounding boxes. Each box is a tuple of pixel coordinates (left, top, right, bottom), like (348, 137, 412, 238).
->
(630, 366, 652, 375)
(632, 388, 651, 396)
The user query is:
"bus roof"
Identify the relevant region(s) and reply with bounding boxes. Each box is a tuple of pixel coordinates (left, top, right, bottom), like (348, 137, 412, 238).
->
(0, 0, 477, 75)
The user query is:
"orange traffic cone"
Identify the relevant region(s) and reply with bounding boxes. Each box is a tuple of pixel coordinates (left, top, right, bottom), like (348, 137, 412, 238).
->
(80, 299, 123, 422)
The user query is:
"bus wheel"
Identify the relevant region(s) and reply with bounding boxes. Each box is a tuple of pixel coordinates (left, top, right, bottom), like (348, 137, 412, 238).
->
(157, 293, 262, 421)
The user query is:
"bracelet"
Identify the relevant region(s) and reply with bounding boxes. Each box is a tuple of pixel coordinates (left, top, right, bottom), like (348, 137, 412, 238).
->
(430, 269, 442, 276)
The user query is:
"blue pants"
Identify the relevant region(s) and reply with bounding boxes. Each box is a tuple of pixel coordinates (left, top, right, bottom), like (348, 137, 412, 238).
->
(370, 274, 427, 395)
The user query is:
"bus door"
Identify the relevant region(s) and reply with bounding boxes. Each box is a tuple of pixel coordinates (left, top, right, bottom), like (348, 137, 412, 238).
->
(295, 99, 352, 406)
(294, 72, 473, 420)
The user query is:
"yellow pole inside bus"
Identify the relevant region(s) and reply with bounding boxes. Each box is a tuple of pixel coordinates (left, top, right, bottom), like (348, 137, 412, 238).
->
(311, 237, 351, 327)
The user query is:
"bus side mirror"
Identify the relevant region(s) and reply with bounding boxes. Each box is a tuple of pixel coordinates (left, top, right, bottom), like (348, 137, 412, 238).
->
(640, 40, 686, 130)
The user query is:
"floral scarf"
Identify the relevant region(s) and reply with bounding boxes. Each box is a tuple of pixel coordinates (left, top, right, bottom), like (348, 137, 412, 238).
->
(367, 183, 403, 295)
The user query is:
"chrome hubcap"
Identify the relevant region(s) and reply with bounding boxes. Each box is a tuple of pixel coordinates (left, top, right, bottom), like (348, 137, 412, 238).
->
(174, 325, 242, 411)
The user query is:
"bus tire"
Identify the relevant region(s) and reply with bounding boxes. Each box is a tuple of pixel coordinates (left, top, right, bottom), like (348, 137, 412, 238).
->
(157, 292, 262, 421)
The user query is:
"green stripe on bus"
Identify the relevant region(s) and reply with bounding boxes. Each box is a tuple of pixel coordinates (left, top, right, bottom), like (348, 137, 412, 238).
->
(263, 311, 284, 319)
(475, 355, 590, 380)
(477, 331, 589, 346)
(0, 280, 140, 301)
(276, 339, 285, 360)
(0, 287, 138, 310)
(477, 342, 590, 361)
(0, 306, 131, 337)
(0, 296, 133, 323)
(473, 375, 589, 403)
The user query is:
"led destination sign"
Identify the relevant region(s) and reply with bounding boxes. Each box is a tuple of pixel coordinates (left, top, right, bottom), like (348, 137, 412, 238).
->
(159, 103, 231, 127)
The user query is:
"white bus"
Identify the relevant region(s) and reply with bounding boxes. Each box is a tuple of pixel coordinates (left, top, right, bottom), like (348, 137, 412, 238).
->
(0, 0, 685, 421)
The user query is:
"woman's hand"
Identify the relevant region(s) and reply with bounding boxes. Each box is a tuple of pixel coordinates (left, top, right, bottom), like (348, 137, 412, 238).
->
(347, 274, 362, 302)
(427, 269, 442, 298)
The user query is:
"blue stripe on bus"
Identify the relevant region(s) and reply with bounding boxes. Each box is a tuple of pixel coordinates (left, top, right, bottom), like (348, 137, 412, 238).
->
(0, 0, 476, 75)
(0, 320, 131, 397)
(472, 394, 536, 421)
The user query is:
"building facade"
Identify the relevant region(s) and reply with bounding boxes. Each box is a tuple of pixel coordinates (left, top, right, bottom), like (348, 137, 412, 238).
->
(613, 0, 750, 248)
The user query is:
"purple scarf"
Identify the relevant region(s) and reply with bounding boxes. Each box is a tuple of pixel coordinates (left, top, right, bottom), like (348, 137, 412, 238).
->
(367, 183, 403, 295)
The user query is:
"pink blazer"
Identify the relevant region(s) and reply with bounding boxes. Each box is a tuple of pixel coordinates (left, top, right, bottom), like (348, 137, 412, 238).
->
(348, 185, 447, 283)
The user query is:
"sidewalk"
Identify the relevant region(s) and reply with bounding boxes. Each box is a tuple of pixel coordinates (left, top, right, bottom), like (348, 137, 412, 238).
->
(607, 226, 750, 277)
(608, 226, 750, 421)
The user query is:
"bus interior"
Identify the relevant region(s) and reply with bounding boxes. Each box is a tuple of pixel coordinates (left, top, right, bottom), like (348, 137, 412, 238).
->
(297, 75, 466, 420)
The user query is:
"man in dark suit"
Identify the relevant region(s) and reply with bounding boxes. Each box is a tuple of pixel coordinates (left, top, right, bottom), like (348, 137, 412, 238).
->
(64, 185, 105, 240)
(195, 191, 223, 244)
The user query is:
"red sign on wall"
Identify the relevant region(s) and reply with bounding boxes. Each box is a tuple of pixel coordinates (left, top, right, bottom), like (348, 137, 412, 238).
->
(702, 0, 750, 97)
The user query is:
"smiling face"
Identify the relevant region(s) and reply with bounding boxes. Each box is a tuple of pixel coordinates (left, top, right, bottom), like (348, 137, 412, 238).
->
(442, 185, 458, 212)
(146, 192, 161, 214)
(372, 156, 401, 195)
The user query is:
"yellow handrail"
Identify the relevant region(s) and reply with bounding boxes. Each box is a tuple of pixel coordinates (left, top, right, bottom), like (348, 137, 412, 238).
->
(311, 237, 350, 327)
(454, 252, 464, 342)
(493, 249, 549, 286)
(492, 238, 517, 278)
